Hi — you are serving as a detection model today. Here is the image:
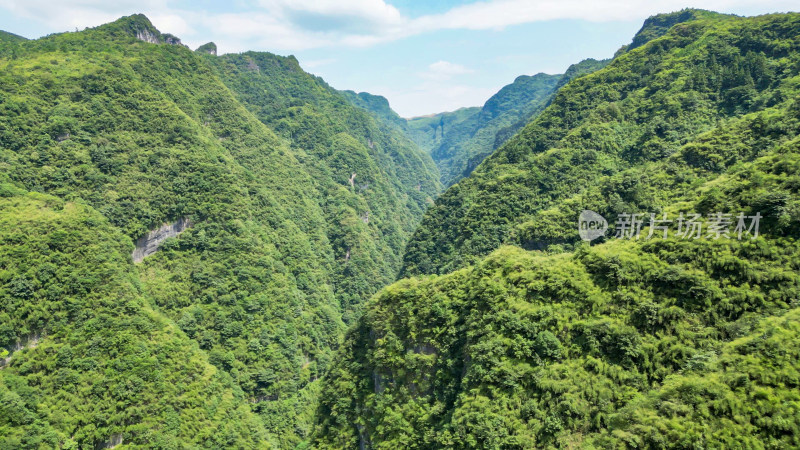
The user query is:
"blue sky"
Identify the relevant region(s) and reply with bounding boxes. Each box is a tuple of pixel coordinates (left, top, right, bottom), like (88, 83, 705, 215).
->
(0, 1, 796, 117)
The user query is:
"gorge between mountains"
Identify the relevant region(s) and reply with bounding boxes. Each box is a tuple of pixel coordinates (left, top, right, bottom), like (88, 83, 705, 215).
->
(1, 7, 800, 449)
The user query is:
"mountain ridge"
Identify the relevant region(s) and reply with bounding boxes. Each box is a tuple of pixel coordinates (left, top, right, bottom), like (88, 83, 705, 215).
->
(0, 13, 438, 447)
(314, 10, 800, 448)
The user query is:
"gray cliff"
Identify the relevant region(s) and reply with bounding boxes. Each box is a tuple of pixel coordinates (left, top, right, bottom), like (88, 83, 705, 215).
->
(132, 217, 192, 263)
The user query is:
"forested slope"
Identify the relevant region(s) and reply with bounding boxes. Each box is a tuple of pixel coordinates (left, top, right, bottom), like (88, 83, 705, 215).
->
(0, 184, 268, 448)
(205, 51, 440, 321)
(405, 107, 480, 154)
(0, 14, 438, 447)
(402, 11, 800, 277)
(316, 237, 800, 448)
(314, 10, 800, 449)
(427, 73, 560, 186)
(348, 62, 610, 188)
(491, 58, 611, 150)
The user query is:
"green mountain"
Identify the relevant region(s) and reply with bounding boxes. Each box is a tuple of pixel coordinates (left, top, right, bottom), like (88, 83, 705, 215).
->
(626, 8, 732, 52)
(490, 59, 611, 173)
(340, 90, 408, 131)
(0, 184, 268, 448)
(314, 10, 800, 448)
(3, 7, 799, 450)
(340, 90, 483, 164)
(202, 50, 440, 322)
(426, 73, 561, 186)
(406, 107, 481, 154)
(0, 31, 26, 43)
(0, 14, 438, 447)
(348, 61, 609, 188)
(401, 10, 798, 277)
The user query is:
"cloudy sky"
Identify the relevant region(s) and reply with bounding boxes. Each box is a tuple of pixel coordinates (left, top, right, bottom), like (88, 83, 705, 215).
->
(0, 1, 796, 117)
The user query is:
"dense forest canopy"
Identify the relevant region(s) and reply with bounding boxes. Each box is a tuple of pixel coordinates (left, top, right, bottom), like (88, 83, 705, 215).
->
(1, 7, 799, 450)
(401, 10, 800, 277)
(315, 10, 800, 449)
(0, 14, 437, 447)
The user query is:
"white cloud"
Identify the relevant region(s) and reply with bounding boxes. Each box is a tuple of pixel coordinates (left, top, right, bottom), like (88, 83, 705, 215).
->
(150, 13, 193, 37)
(1, 0, 796, 52)
(362, 61, 483, 117)
(302, 58, 337, 69)
(0, 0, 164, 30)
(421, 61, 474, 81)
(259, 0, 404, 33)
(409, 0, 799, 32)
(380, 82, 497, 118)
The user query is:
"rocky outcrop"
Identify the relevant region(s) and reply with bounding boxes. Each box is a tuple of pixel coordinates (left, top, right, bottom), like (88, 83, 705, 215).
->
(98, 433, 124, 448)
(196, 42, 217, 56)
(163, 33, 187, 47)
(135, 29, 160, 44)
(246, 58, 260, 73)
(132, 217, 192, 263)
(1, 334, 41, 368)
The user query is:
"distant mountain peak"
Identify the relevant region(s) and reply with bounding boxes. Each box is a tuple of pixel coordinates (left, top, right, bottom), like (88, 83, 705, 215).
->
(97, 14, 186, 47)
(106, 14, 160, 40)
(0, 30, 28, 42)
(195, 41, 217, 56)
(627, 8, 731, 51)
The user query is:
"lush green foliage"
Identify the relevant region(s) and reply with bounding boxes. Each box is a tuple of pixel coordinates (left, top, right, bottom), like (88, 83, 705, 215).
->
(315, 239, 800, 448)
(204, 51, 440, 321)
(375, 61, 610, 188)
(4, 8, 800, 449)
(490, 58, 609, 148)
(315, 10, 800, 449)
(194, 42, 217, 55)
(385, 62, 608, 188)
(626, 9, 730, 51)
(0, 14, 438, 447)
(0, 185, 268, 448)
(402, 11, 800, 277)
(0, 31, 26, 44)
(425, 73, 560, 186)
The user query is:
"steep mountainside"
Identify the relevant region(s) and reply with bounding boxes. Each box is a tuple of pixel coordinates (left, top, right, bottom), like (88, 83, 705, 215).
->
(626, 8, 732, 52)
(428, 73, 561, 186)
(316, 238, 800, 448)
(492, 58, 611, 150)
(0, 183, 268, 448)
(341, 91, 484, 160)
(340, 90, 409, 131)
(0, 14, 438, 447)
(406, 107, 480, 153)
(402, 10, 800, 277)
(314, 10, 800, 448)
(350, 61, 609, 188)
(200, 50, 440, 322)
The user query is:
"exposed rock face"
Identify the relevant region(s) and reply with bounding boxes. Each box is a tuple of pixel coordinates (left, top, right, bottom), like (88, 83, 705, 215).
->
(99, 433, 124, 448)
(135, 29, 160, 44)
(1, 334, 41, 368)
(246, 58, 260, 73)
(163, 33, 186, 47)
(196, 42, 217, 56)
(132, 217, 192, 263)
